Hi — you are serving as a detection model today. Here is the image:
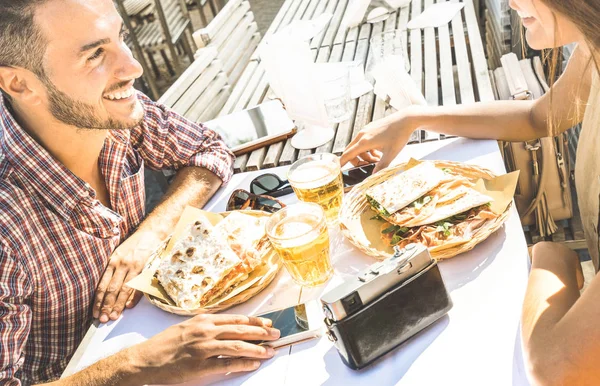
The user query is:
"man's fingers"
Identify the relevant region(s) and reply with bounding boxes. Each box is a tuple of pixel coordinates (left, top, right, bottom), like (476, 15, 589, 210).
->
(214, 325, 280, 341)
(93, 266, 114, 319)
(206, 341, 276, 360)
(99, 269, 128, 323)
(202, 358, 262, 376)
(207, 314, 272, 327)
(126, 290, 143, 309)
(109, 273, 137, 320)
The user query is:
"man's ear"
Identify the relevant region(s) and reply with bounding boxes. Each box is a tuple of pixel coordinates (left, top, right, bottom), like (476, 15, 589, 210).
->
(0, 67, 43, 105)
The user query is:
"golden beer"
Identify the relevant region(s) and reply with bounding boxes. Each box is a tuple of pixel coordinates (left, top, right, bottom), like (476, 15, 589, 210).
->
(288, 154, 343, 225)
(266, 203, 333, 287)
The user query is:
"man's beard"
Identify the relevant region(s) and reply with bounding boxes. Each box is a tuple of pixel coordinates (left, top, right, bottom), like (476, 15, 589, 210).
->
(43, 77, 143, 131)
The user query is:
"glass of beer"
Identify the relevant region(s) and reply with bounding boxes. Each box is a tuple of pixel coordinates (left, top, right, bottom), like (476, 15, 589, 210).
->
(266, 202, 333, 287)
(288, 153, 343, 225)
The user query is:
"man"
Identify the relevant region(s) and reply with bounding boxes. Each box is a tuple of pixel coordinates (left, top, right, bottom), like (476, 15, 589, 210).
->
(0, 0, 279, 385)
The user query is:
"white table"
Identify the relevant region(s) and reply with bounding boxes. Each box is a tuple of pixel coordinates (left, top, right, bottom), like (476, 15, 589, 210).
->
(65, 138, 531, 385)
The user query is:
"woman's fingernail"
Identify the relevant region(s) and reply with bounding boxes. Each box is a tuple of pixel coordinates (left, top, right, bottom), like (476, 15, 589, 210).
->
(269, 328, 280, 338)
(99, 314, 108, 323)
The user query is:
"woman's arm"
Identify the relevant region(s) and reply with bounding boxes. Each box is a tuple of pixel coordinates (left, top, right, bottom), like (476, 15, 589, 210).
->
(522, 242, 600, 385)
(341, 45, 592, 170)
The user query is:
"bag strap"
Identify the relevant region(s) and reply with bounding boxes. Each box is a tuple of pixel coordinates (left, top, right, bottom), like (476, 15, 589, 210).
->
(500, 54, 552, 218)
(501, 53, 533, 101)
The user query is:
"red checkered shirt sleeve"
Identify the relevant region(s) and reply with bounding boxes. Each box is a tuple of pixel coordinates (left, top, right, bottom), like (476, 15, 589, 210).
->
(0, 245, 32, 386)
(131, 93, 235, 183)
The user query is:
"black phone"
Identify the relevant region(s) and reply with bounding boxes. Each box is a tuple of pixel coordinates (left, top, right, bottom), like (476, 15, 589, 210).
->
(342, 163, 376, 192)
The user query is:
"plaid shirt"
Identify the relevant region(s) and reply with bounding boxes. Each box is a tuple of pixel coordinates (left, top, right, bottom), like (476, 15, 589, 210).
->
(0, 92, 234, 385)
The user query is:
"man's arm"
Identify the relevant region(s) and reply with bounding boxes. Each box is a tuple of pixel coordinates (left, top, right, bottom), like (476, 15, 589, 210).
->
(0, 246, 33, 385)
(522, 242, 600, 385)
(93, 167, 224, 322)
(42, 314, 279, 386)
(93, 94, 235, 322)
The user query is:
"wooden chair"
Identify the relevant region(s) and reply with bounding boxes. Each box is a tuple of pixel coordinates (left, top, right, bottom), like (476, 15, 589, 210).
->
(158, 47, 231, 123)
(192, 0, 260, 87)
(130, 0, 197, 79)
(186, 0, 224, 27)
(155, 47, 231, 191)
(115, 0, 160, 99)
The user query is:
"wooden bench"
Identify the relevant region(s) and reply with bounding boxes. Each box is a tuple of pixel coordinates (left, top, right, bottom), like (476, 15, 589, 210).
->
(192, 0, 261, 87)
(158, 47, 230, 123)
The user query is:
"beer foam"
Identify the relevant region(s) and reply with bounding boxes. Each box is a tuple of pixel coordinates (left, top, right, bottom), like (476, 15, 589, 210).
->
(290, 161, 339, 189)
(273, 217, 321, 248)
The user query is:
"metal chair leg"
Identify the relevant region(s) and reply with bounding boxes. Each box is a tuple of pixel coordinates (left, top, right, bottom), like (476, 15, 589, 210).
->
(160, 49, 177, 77)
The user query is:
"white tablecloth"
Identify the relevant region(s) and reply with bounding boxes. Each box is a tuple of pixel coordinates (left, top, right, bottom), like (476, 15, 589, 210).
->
(65, 138, 531, 385)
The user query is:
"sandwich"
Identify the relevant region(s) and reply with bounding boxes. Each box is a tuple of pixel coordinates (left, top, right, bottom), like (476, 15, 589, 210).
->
(155, 212, 269, 310)
(367, 162, 498, 251)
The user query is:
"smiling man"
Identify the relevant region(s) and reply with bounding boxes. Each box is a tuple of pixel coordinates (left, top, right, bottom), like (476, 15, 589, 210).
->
(0, 1, 280, 385)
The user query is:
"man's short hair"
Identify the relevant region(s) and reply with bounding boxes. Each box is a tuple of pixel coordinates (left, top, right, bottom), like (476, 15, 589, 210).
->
(0, 0, 50, 100)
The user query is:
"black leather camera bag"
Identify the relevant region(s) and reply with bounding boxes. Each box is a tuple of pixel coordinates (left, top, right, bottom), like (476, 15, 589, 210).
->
(324, 261, 452, 370)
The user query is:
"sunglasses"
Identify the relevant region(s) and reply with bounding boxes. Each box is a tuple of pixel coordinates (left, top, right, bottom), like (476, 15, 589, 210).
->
(250, 173, 293, 198)
(226, 189, 285, 213)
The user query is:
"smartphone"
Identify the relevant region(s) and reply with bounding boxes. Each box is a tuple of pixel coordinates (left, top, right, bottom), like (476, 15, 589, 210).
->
(342, 163, 376, 192)
(204, 100, 297, 156)
(252, 301, 323, 349)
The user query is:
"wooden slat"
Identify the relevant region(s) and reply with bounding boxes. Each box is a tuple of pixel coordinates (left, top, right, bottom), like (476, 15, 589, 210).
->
(263, 141, 286, 169)
(422, 0, 439, 141)
(171, 61, 223, 116)
(279, 137, 299, 165)
(218, 60, 259, 115)
(330, 0, 351, 45)
(197, 86, 231, 122)
(228, 33, 261, 86)
(358, 22, 372, 40)
(158, 47, 217, 107)
(232, 64, 265, 112)
(310, 0, 339, 49)
(462, 0, 494, 102)
(185, 73, 229, 122)
(450, 0, 475, 104)
(234, 153, 249, 173)
(246, 147, 268, 171)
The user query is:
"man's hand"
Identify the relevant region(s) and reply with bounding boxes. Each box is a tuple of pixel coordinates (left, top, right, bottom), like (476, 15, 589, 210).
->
(341, 110, 415, 172)
(93, 231, 162, 323)
(130, 314, 280, 385)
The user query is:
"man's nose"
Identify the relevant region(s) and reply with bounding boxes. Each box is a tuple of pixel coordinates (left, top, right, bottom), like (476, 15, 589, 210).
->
(114, 45, 144, 81)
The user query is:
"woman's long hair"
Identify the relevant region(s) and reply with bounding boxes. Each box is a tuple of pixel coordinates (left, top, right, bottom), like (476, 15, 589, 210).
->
(537, 0, 600, 136)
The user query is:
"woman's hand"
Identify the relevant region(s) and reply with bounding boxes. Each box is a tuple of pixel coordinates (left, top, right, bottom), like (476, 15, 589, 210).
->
(340, 110, 416, 172)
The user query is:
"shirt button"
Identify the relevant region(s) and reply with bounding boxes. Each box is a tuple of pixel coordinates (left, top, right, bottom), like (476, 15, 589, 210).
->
(113, 227, 120, 235)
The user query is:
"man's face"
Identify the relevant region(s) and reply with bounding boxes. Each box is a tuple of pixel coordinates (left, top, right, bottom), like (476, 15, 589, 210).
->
(34, 0, 145, 130)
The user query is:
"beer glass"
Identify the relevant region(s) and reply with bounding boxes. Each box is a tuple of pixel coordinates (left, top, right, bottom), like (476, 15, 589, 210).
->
(266, 202, 333, 287)
(288, 153, 343, 225)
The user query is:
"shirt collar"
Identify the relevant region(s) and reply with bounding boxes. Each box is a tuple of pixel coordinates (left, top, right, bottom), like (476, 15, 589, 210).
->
(0, 95, 96, 219)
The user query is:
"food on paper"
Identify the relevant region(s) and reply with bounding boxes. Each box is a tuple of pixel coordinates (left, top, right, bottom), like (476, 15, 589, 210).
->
(366, 162, 499, 251)
(155, 212, 270, 310)
(366, 161, 446, 215)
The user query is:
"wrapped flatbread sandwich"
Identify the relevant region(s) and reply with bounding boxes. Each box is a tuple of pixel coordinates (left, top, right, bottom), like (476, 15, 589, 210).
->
(155, 212, 270, 310)
(366, 161, 446, 216)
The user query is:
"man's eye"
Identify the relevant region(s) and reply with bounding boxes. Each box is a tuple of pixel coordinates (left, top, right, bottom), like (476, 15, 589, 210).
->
(88, 48, 105, 62)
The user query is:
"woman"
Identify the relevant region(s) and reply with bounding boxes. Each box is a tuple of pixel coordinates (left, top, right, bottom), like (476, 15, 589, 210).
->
(341, 0, 600, 384)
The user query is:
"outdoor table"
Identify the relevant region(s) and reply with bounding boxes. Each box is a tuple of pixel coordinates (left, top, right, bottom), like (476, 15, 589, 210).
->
(217, 0, 494, 174)
(64, 138, 531, 385)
